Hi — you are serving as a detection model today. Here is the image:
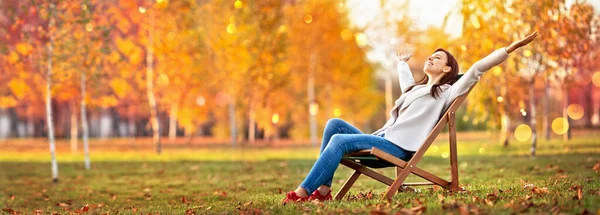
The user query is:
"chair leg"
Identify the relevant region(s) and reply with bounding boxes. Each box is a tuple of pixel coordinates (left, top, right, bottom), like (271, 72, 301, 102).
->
(448, 112, 460, 191)
(334, 170, 361, 200)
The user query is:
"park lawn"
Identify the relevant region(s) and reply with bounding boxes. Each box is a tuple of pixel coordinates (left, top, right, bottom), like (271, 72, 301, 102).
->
(0, 133, 599, 214)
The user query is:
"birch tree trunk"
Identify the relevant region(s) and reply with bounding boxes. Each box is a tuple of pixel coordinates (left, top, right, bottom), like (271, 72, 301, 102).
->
(146, 16, 161, 154)
(70, 101, 78, 152)
(46, 8, 58, 182)
(81, 70, 91, 170)
(529, 80, 538, 156)
(168, 103, 178, 140)
(229, 102, 237, 146)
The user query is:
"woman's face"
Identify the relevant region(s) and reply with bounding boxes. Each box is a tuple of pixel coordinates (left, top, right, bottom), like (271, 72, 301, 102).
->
(423, 51, 450, 75)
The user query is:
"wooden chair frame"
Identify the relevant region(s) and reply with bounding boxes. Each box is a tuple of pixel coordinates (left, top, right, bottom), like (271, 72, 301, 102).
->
(334, 87, 473, 201)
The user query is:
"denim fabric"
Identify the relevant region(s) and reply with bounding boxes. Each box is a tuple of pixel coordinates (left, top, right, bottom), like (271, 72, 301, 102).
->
(299, 118, 414, 194)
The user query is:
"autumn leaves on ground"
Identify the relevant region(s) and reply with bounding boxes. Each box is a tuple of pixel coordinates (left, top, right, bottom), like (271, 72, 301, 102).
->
(1, 132, 599, 214)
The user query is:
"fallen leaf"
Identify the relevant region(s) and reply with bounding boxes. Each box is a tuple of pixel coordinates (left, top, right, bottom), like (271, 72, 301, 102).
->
(57, 203, 70, 207)
(243, 201, 253, 207)
(185, 208, 196, 215)
(593, 162, 600, 172)
(2, 208, 15, 214)
(181, 196, 188, 204)
(369, 210, 388, 215)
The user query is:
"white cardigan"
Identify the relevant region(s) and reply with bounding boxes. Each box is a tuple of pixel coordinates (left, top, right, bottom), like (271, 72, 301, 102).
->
(372, 48, 509, 151)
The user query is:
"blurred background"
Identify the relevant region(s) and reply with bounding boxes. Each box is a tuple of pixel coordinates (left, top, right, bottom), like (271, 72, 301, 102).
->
(0, 0, 599, 152)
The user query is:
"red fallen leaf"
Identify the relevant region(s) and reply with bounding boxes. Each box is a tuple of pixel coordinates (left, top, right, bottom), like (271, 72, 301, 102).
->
(2, 208, 15, 214)
(369, 210, 388, 215)
(181, 196, 188, 204)
(593, 162, 600, 172)
(277, 188, 282, 194)
(243, 201, 253, 207)
(185, 208, 196, 215)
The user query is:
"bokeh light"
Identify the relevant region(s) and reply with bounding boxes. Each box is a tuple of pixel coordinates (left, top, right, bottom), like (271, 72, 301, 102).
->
(234, 0, 242, 9)
(85, 23, 94, 32)
(592, 72, 600, 87)
(441, 152, 449, 158)
(478, 147, 485, 154)
(551, 117, 569, 135)
(340, 29, 353, 41)
(514, 124, 532, 141)
(471, 19, 480, 29)
(271, 113, 279, 124)
(309, 103, 318, 116)
(567, 104, 584, 120)
(523, 49, 532, 57)
(355, 33, 367, 47)
(492, 66, 502, 76)
(226, 24, 236, 34)
(138, 7, 146, 14)
(195, 96, 205, 106)
(304, 14, 313, 24)
(460, 45, 467, 51)
(333, 108, 342, 117)
(496, 96, 504, 103)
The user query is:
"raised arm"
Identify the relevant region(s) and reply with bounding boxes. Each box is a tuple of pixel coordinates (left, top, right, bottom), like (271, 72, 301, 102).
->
(446, 32, 538, 102)
(396, 50, 414, 93)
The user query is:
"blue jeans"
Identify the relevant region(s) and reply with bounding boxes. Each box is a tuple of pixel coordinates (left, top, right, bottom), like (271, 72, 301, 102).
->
(299, 118, 414, 194)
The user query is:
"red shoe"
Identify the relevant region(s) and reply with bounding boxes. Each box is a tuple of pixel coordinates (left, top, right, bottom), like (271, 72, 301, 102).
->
(281, 191, 308, 204)
(307, 190, 332, 201)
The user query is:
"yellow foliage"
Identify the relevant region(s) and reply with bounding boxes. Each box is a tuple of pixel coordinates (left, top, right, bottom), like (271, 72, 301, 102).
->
(129, 48, 143, 65)
(0, 96, 18, 108)
(7, 79, 31, 99)
(110, 78, 132, 99)
(15, 43, 33, 56)
(115, 37, 136, 55)
(7, 52, 20, 64)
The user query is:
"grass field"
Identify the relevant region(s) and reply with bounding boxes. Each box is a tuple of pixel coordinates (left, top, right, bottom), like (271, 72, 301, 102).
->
(1, 131, 599, 214)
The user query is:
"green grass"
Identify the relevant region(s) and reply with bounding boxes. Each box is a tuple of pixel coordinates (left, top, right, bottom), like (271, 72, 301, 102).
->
(1, 133, 599, 214)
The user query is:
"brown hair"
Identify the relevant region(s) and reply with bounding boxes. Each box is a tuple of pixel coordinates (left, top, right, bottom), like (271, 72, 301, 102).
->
(404, 48, 459, 99)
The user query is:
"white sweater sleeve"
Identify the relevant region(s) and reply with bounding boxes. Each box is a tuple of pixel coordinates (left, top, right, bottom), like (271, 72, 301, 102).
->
(397, 61, 415, 93)
(446, 48, 509, 102)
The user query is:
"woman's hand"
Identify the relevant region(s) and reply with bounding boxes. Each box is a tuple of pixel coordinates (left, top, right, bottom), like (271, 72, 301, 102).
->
(396, 50, 412, 62)
(506, 31, 538, 54)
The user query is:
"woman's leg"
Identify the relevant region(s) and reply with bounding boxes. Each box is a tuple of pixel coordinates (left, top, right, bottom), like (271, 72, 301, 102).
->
(297, 134, 413, 196)
(319, 118, 363, 153)
(312, 118, 362, 194)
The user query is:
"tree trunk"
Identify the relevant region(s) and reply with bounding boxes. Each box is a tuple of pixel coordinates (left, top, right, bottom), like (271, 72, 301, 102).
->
(385, 75, 392, 119)
(543, 77, 550, 140)
(563, 85, 571, 142)
(168, 103, 178, 140)
(248, 102, 255, 143)
(146, 25, 161, 154)
(70, 101, 78, 152)
(46, 15, 58, 182)
(501, 64, 510, 147)
(229, 102, 237, 146)
(584, 82, 593, 128)
(529, 80, 537, 156)
(81, 70, 91, 170)
(308, 52, 317, 146)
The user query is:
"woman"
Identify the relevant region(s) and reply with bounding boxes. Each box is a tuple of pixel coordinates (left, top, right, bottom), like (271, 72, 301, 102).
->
(282, 32, 538, 204)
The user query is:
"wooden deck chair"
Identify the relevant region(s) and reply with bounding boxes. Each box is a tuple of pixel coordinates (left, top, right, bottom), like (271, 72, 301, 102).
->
(334, 75, 473, 201)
